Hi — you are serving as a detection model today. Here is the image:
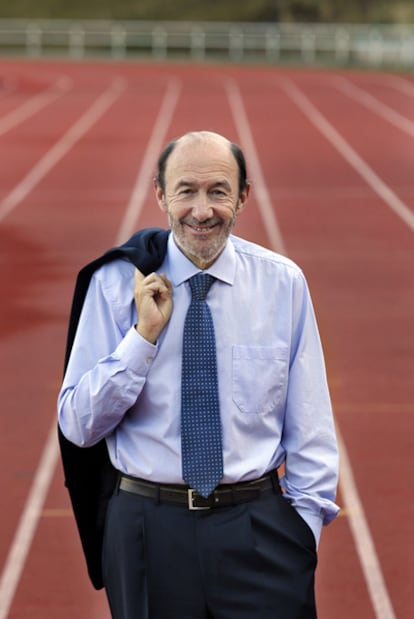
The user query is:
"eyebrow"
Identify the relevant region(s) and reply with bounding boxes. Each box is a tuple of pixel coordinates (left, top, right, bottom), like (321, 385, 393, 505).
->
(174, 180, 194, 190)
(173, 179, 232, 191)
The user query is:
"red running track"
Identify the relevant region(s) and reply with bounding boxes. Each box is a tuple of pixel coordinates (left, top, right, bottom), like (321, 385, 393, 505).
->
(0, 58, 413, 619)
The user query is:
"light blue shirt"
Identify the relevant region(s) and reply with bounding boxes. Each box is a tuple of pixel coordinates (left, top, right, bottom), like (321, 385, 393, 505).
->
(58, 233, 339, 544)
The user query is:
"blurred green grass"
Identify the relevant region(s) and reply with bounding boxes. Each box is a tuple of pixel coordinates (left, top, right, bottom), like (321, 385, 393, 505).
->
(0, 0, 413, 23)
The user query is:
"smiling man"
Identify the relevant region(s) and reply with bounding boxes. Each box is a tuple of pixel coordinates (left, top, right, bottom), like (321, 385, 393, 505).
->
(58, 131, 339, 618)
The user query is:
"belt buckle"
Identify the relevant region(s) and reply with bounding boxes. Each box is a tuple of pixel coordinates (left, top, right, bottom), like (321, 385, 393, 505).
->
(187, 489, 211, 510)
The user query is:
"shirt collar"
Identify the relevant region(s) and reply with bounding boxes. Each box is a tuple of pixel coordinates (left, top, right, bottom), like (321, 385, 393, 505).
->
(165, 233, 236, 287)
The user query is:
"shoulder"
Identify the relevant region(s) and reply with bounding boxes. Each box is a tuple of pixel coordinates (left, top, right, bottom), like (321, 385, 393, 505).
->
(86, 227, 169, 298)
(230, 235, 304, 279)
(91, 258, 135, 305)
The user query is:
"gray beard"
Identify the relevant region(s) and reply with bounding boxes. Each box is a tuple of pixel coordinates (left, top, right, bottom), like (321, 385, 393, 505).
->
(168, 213, 237, 268)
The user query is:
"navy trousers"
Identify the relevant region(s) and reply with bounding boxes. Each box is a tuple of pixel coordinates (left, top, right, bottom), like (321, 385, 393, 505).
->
(102, 485, 318, 619)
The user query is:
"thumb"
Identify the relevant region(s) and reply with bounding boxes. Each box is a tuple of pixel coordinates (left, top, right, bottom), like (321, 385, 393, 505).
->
(134, 268, 145, 284)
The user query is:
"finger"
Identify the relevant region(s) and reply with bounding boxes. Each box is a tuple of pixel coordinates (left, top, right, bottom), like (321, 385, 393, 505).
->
(134, 268, 145, 283)
(159, 273, 173, 290)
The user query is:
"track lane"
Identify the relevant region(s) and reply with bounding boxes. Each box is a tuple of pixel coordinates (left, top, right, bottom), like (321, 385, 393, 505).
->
(225, 72, 384, 619)
(0, 60, 412, 619)
(231, 70, 412, 618)
(336, 73, 414, 122)
(0, 65, 188, 617)
(285, 76, 414, 214)
(0, 65, 184, 618)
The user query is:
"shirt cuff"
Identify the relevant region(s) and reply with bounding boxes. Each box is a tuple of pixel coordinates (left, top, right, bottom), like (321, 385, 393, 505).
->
(114, 326, 158, 375)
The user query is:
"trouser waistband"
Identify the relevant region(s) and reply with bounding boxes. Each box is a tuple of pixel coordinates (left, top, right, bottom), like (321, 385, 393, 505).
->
(118, 470, 281, 510)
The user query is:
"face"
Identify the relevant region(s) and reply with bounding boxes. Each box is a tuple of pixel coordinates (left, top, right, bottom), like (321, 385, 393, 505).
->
(155, 134, 249, 269)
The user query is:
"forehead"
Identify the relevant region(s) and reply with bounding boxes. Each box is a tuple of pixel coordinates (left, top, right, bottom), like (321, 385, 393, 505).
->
(165, 138, 238, 186)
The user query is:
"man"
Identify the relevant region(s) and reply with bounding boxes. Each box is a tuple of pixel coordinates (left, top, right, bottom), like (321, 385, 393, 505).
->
(58, 131, 339, 618)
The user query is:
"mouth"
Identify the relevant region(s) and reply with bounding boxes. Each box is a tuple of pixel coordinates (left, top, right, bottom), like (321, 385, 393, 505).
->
(191, 225, 214, 232)
(186, 221, 219, 235)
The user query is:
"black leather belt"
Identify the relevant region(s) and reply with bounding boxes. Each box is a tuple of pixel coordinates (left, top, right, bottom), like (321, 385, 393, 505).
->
(119, 471, 280, 510)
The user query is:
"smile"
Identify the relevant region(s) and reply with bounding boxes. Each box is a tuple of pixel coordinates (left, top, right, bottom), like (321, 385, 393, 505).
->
(187, 223, 218, 234)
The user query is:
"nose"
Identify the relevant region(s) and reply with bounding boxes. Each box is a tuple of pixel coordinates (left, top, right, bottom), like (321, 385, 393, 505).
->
(191, 194, 213, 221)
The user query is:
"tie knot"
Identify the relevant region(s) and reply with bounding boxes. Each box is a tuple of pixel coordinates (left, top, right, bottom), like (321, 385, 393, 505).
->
(189, 273, 215, 300)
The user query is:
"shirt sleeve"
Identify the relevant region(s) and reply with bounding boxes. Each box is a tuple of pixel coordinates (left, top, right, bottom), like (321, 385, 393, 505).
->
(58, 265, 157, 447)
(280, 271, 340, 545)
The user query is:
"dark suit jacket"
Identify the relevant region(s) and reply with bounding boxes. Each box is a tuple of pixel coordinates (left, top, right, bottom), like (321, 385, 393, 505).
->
(58, 227, 170, 589)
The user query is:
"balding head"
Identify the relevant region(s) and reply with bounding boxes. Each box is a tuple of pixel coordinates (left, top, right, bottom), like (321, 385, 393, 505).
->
(177, 131, 231, 149)
(156, 131, 248, 197)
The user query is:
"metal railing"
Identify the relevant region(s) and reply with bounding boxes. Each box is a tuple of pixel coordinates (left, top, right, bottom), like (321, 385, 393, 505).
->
(1, 19, 414, 67)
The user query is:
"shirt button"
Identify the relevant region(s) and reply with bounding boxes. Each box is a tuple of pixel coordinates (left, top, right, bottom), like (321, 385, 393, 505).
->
(145, 357, 153, 365)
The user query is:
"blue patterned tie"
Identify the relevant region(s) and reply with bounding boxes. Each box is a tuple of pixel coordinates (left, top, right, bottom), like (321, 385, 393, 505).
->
(181, 273, 223, 497)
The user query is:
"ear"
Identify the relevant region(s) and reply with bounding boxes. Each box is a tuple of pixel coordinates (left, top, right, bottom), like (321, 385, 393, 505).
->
(154, 177, 168, 213)
(236, 182, 250, 214)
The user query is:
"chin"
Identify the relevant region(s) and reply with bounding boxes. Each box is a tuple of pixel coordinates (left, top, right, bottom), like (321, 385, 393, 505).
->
(178, 239, 223, 267)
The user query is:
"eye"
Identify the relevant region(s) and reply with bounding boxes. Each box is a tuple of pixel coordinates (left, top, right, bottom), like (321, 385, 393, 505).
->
(178, 188, 193, 196)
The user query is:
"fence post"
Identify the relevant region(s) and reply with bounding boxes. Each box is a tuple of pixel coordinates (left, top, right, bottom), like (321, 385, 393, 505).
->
(152, 26, 167, 59)
(229, 27, 244, 62)
(367, 28, 383, 66)
(26, 23, 42, 57)
(191, 27, 205, 60)
(335, 28, 350, 64)
(301, 30, 315, 63)
(265, 27, 280, 62)
(400, 31, 414, 66)
(111, 25, 127, 58)
(69, 26, 85, 58)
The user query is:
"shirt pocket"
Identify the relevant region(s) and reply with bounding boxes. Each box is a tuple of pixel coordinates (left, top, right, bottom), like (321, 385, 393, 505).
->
(232, 346, 289, 415)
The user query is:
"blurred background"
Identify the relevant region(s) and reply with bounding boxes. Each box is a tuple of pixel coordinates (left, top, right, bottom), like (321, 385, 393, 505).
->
(1, 0, 414, 22)
(0, 0, 414, 70)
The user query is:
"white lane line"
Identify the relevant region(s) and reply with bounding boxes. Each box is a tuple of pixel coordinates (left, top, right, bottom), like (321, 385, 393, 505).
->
(281, 78, 414, 233)
(224, 78, 285, 254)
(0, 76, 126, 616)
(0, 77, 126, 224)
(337, 429, 396, 619)
(115, 78, 181, 245)
(0, 76, 73, 137)
(0, 422, 60, 619)
(384, 75, 414, 98)
(0, 80, 179, 618)
(227, 78, 396, 619)
(334, 76, 414, 138)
